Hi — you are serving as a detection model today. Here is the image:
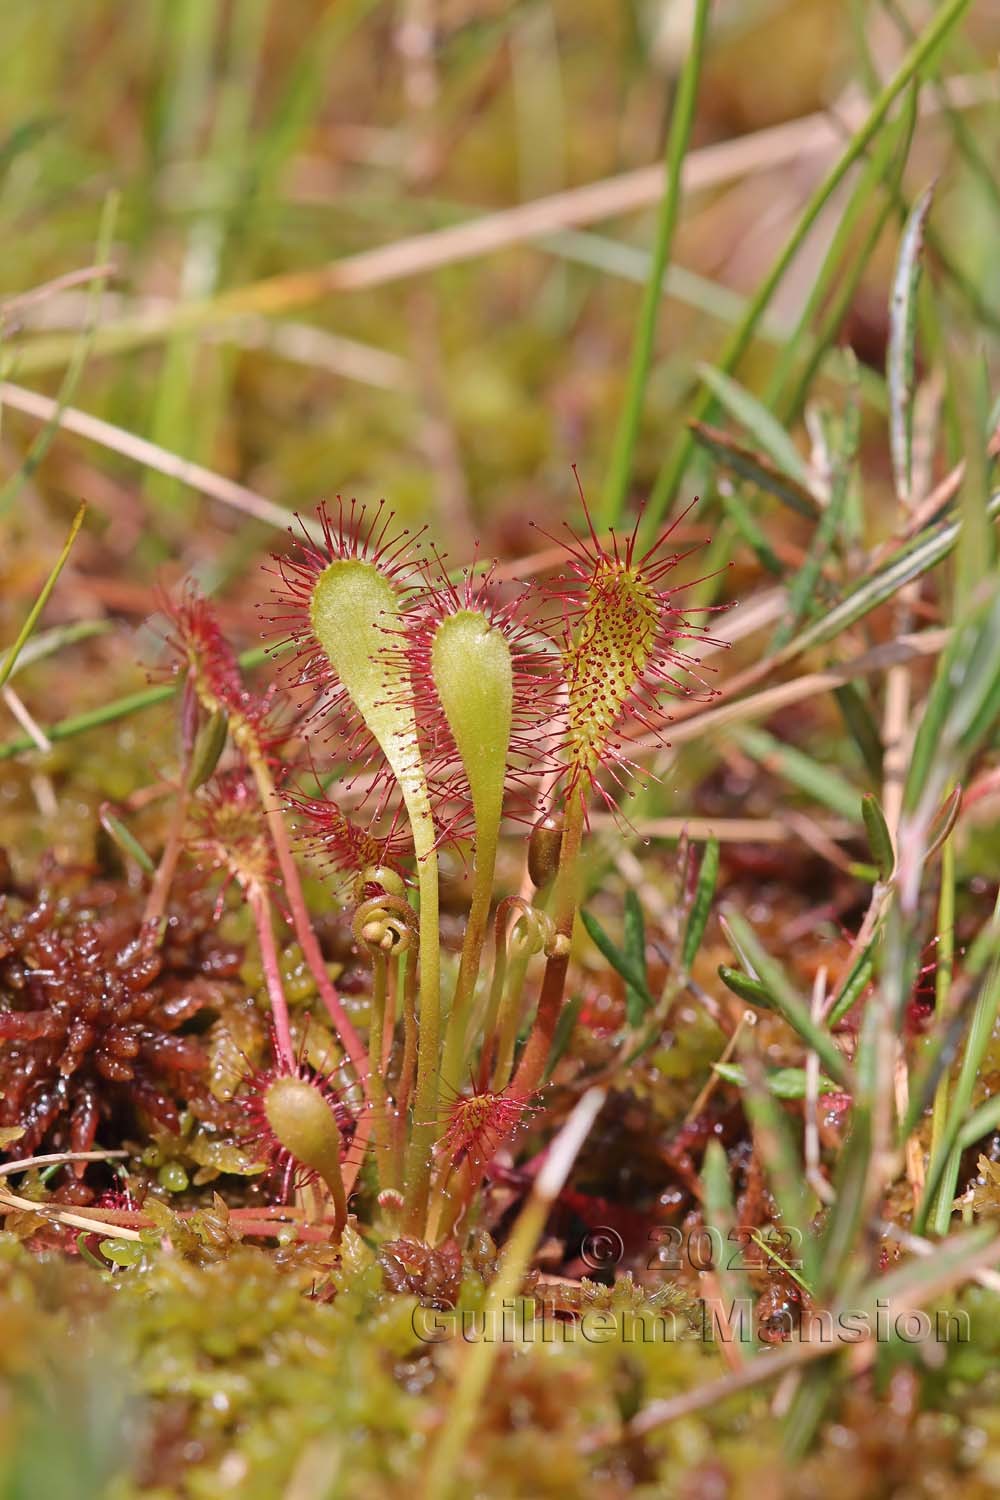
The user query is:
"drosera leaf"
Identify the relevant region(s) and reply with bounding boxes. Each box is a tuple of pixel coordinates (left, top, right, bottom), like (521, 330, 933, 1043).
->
(861, 792, 895, 882)
(580, 907, 654, 1020)
(713, 1062, 840, 1100)
(428, 603, 513, 856)
(8, 486, 991, 769)
(681, 836, 719, 972)
(310, 559, 433, 838)
(888, 185, 934, 506)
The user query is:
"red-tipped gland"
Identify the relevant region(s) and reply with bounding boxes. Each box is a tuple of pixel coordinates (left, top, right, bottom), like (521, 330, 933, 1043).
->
(242, 1047, 355, 1208)
(153, 582, 280, 764)
(435, 1081, 539, 1171)
(190, 771, 275, 901)
(286, 785, 410, 901)
(540, 491, 728, 808)
(402, 555, 556, 832)
(265, 498, 424, 737)
(265, 499, 437, 861)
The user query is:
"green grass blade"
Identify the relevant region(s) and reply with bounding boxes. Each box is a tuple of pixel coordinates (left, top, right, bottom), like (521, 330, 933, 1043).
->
(722, 909, 851, 1087)
(906, 582, 1000, 813)
(916, 932, 1000, 1234)
(832, 683, 884, 784)
(0, 503, 87, 692)
(689, 421, 819, 519)
(0, 643, 272, 761)
(681, 836, 719, 972)
(861, 793, 895, 882)
(580, 907, 654, 1016)
(732, 726, 863, 822)
(716, 486, 784, 575)
(701, 1138, 754, 1343)
(98, 805, 155, 875)
(888, 185, 934, 504)
(599, 0, 711, 527)
(827, 950, 875, 1027)
(738, 1055, 817, 1281)
(717, 965, 775, 1010)
(785, 490, 1000, 659)
(695, 364, 812, 491)
(713, 1063, 839, 1100)
(765, 89, 916, 413)
(643, 0, 973, 532)
(622, 889, 648, 1025)
(771, 385, 860, 650)
(0, 193, 117, 518)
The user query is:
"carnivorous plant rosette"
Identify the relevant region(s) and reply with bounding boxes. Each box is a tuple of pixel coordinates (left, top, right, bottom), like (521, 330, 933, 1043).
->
(260, 493, 722, 1235)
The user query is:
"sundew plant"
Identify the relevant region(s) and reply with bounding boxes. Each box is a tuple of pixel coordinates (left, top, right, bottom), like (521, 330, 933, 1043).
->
(149, 493, 723, 1243)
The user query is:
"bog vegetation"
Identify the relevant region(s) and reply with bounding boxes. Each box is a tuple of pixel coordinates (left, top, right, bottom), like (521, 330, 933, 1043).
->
(1, 2, 1000, 1497)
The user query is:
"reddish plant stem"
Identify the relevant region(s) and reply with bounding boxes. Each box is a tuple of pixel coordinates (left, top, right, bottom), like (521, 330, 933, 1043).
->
(248, 884, 295, 1073)
(511, 792, 586, 1097)
(141, 782, 191, 938)
(250, 756, 370, 1097)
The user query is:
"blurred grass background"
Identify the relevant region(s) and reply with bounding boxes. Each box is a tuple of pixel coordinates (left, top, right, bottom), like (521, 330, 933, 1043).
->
(0, 0, 998, 852)
(1, 1, 995, 559)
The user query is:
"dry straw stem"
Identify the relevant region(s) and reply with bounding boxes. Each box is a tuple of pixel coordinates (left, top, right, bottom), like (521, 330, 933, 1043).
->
(620, 1230, 1000, 1444)
(594, 814, 857, 845)
(10, 76, 994, 375)
(647, 628, 950, 756)
(0, 382, 294, 534)
(16, 295, 408, 389)
(0, 264, 117, 321)
(0, 1148, 139, 1242)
